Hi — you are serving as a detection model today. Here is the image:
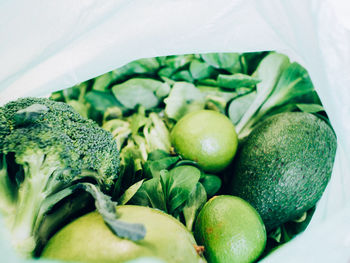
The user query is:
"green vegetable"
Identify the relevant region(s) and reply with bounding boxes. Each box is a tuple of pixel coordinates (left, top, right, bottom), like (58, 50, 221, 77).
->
(229, 112, 337, 230)
(164, 82, 205, 121)
(131, 165, 201, 216)
(112, 78, 170, 110)
(233, 53, 319, 140)
(182, 183, 207, 231)
(0, 97, 145, 257)
(217, 73, 260, 90)
(201, 53, 241, 73)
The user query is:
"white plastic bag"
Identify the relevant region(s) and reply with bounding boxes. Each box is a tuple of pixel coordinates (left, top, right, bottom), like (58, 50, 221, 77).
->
(1, 0, 350, 262)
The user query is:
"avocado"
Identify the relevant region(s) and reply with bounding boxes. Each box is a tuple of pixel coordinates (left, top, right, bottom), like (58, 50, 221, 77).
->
(229, 112, 337, 231)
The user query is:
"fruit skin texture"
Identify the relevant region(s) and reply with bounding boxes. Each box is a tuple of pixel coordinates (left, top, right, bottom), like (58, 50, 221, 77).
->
(229, 112, 337, 230)
(194, 195, 266, 263)
(170, 110, 238, 173)
(42, 205, 205, 263)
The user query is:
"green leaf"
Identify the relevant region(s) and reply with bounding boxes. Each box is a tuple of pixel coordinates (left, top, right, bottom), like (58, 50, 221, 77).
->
(165, 166, 201, 214)
(164, 82, 205, 121)
(92, 72, 116, 91)
(112, 78, 170, 110)
(85, 90, 123, 113)
(228, 91, 257, 125)
(171, 70, 194, 82)
(113, 58, 160, 82)
(201, 53, 240, 70)
(165, 55, 194, 69)
(183, 182, 207, 231)
(199, 175, 222, 197)
(197, 86, 238, 104)
(217, 73, 260, 90)
(197, 78, 218, 87)
(143, 113, 172, 153)
(143, 156, 180, 179)
(117, 180, 144, 205)
(158, 67, 175, 79)
(241, 52, 269, 75)
(258, 62, 314, 114)
(296, 103, 324, 113)
(174, 160, 200, 169)
(55, 183, 146, 241)
(189, 60, 214, 80)
(131, 177, 168, 212)
(235, 53, 290, 138)
(129, 109, 148, 135)
(113, 146, 143, 198)
(147, 149, 171, 161)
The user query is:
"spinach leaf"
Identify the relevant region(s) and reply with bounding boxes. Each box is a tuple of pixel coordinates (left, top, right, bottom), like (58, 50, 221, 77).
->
(112, 78, 170, 110)
(235, 53, 290, 139)
(113, 58, 160, 82)
(201, 53, 241, 72)
(117, 180, 145, 205)
(158, 67, 175, 79)
(182, 182, 207, 231)
(217, 73, 260, 90)
(199, 174, 222, 198)
(164, 55, 194, 69)
(296, 103, 324, 113)
(189, 60, 215, 80)
(228, 91, 257, 125)
(131, 177, 168, 212)
(164, 82, 205, 120)
(92, 72, 117, 91)
(171, 70, 194, 82)
(143, 113, 172, 153)
(258, 62, 315, 114)
(85, 90, 123, 113)
(197, 78, 218, 87)
(131, 165, 201, 218)
(164, 165, 201, 214)
(144, 154, 180, 179)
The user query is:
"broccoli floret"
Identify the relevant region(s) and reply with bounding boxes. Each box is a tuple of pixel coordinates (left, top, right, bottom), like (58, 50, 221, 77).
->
(3, 97, 119, 192)
(3, 97, 87, 129)
(0, 108, 10, 150)
(0, 97, 142, 257)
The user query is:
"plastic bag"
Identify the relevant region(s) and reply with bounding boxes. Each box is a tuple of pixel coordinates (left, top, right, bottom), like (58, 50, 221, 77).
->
(1, 0, 350, 262)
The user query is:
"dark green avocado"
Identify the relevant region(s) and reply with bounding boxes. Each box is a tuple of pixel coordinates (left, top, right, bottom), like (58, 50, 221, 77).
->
(229, 112, 337, 231)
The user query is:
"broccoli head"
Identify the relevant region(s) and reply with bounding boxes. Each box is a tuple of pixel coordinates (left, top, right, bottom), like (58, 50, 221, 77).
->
(3, 97, 119, 191)
(0, 97, 145, 257)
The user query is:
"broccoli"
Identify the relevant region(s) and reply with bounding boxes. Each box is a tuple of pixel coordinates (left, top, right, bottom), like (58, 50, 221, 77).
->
(0, 97, 145, 257)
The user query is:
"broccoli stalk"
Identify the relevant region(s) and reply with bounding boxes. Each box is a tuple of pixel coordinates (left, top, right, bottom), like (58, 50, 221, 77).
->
(10, 150, 64, 254)
(0, 155, 16, 221)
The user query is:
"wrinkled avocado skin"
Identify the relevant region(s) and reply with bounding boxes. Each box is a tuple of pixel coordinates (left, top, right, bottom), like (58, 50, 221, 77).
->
(229, 112, 337, 231)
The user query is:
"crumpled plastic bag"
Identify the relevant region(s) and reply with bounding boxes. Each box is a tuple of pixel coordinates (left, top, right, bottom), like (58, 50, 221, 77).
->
(0, 0, 349, 262)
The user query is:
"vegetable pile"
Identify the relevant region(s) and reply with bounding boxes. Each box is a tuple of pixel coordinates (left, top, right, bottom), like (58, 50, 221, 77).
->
(0, 51, 337, 263)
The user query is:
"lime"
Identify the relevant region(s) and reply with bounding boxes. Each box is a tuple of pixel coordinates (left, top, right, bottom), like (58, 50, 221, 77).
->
(170, 110, 238, 173)
(42, 205, 205, 263)
(194, 195, 266, 263)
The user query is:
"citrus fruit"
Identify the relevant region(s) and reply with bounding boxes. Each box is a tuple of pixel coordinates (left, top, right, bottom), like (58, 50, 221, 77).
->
(194, 195, 266, 263)
(170, 110, 238, 173)
(42, 205, 205, 263)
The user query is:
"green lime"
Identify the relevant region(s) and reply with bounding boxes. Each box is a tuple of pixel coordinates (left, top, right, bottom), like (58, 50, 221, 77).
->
(42, 205, 205, 263)
(170, 110, 238, 173)
(194, 195, 266, 263)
